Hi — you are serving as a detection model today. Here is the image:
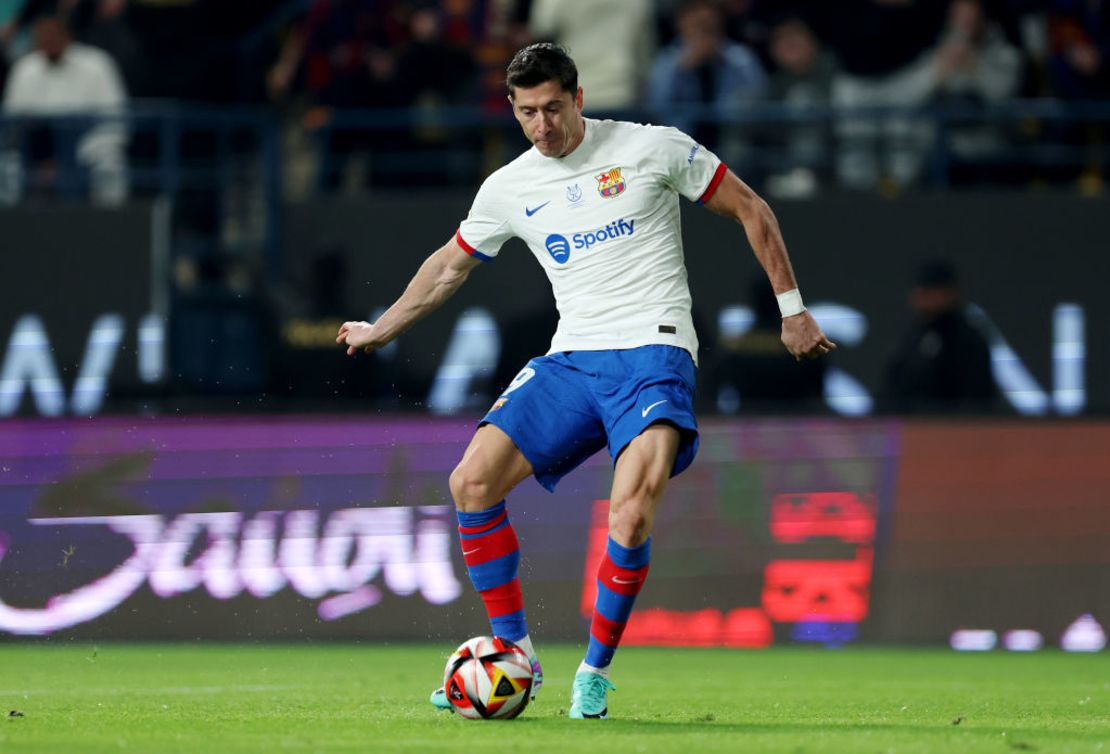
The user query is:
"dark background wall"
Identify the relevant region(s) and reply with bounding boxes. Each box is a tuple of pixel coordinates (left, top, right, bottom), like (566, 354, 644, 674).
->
(0, 204, 156, 414)
(0, 193, 1107, 415)
(283, 193, 1110, 413)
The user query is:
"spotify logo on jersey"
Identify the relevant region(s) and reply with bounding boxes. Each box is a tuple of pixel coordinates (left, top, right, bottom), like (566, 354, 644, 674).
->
(545, 218, 637, 265)
(545, 234, 571, 264)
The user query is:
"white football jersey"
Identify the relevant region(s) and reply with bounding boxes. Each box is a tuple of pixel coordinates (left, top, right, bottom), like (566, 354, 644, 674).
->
(457, 118, 726, 364)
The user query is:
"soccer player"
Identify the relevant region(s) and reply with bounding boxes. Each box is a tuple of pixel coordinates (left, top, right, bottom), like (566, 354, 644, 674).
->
(336, 43, 835, 720)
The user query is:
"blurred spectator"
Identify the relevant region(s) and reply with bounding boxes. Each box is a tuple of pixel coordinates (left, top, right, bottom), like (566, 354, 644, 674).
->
(932, 0, 1023, 103)
(1, 1, 140, 92)
(882, 260, 998, 414)
(764, 15, 837, 197)
(268, 0, 405, 109)
(654, 0, 774, 52)
(268, 0, 408, 191)
(821, 0, 947, 191)
(470, 0, 531, 114)
(927, 0, 1023, 175)
(269, 1, 489, 191)
(0, 13, 127, 205)
(1008, 0, 1053, 96)
(720, 0, 772, 50)
(647, 0, 766, 157)
(79, 0, 143, 96)
(389, 4, 479, 186)
(529, 0, 654, 111)
(394, 5, 477, 110)
(714, 277, 826, 414)
(1047, 0, 1110, 187)
(1048, 0, 1110, 99)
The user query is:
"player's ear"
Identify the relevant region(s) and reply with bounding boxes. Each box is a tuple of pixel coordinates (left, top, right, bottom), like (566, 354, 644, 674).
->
(575, 86, 583, 112)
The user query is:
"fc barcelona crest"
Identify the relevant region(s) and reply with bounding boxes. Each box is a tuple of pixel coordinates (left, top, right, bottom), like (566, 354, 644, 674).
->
(595, 167, 626, 198)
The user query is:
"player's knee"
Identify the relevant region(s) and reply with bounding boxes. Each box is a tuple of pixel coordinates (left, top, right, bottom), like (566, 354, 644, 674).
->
(448, 463, 496, 512)
(609, 503, 653, 547)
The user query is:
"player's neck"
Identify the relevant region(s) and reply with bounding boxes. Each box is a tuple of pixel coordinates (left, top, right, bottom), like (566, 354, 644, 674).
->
(558, 116, 587, 158)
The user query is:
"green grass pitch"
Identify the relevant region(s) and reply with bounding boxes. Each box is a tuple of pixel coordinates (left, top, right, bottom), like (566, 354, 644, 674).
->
(0, 644, 1105, 753)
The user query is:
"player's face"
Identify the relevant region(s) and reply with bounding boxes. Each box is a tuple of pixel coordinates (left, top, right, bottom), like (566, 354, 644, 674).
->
(509, 81, 584, 158)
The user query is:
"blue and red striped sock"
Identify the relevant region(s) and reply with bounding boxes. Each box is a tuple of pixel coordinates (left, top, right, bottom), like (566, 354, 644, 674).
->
(584, 536, 651, 669)
(457, 501, 528, 642)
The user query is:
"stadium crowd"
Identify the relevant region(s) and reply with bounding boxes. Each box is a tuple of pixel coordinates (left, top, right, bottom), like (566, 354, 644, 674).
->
(0, 0, 1107, 196)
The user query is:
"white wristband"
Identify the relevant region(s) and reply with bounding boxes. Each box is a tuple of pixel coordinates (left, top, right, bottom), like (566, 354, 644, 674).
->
(776, 288, 805, 318)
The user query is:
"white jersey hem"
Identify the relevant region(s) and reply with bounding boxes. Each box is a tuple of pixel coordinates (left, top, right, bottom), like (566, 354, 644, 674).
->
(547, 335, 698, 366)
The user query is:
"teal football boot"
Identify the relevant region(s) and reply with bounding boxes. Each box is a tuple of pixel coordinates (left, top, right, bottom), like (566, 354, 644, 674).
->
(568, 671, 615, 720)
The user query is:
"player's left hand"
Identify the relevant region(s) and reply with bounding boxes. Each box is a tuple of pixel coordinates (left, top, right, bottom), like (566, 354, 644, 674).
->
(781, 311, 837, 361)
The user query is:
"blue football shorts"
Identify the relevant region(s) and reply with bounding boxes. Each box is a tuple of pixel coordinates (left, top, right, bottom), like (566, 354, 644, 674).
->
(479, 345, 699, 492)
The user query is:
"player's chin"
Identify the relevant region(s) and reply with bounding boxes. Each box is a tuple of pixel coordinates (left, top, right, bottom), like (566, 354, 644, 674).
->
(534, 140, 562, 156)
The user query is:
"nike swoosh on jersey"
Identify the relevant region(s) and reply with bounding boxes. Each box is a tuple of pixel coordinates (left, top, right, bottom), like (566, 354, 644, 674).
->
(641, 399, 668, 418)
(611, 576, 641, 585)
(524, 201, 550, 217)
(463, 547, 481, 556)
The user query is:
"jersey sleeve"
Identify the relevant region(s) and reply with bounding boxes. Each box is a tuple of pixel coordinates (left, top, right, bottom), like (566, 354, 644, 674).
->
(456, 175, 514, 262)
(652, 126, 728, 205)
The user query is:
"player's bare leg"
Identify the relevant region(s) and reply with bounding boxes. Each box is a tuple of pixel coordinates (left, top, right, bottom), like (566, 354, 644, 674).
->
(432, 424, 543, 710)
(607, 424, 680, 547)
(571, 423, 680, 719)
(448, 423, 533, 512)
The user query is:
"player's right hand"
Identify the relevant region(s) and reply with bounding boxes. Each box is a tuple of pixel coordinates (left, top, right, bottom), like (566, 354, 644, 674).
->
(781, 310, 837, 361)
(336, 321, 380, 356)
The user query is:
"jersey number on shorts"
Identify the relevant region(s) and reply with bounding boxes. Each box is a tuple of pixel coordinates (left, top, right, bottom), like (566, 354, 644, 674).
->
(502, 367, 536, 396)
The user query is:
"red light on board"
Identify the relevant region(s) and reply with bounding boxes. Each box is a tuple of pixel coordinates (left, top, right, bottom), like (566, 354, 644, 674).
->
(770, 492, 876, 544)
(762, 552, 873, 623)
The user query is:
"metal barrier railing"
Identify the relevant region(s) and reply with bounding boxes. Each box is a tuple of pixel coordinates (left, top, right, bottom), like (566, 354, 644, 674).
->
(1, 98, 1108, 274)
(0, 103, 283, 275)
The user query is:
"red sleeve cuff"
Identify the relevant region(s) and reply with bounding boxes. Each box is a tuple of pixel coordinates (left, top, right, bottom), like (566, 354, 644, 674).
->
(455, 228, 476, 254)
(697, 163, 728, 205)
(455, 228, 492, 262)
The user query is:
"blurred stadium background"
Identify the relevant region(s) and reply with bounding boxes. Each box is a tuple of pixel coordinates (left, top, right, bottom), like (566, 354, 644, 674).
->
(0, 0, 1108, 699)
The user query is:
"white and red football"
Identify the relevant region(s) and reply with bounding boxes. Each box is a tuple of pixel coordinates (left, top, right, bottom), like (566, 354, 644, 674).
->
(442, 636, 533, 720)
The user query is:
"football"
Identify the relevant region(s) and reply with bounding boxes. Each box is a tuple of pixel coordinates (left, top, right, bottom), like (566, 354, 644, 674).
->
(442, 636, 534, 720)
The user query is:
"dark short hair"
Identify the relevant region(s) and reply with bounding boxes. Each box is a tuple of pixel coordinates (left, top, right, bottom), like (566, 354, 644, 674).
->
(506, 42, 578, 96)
